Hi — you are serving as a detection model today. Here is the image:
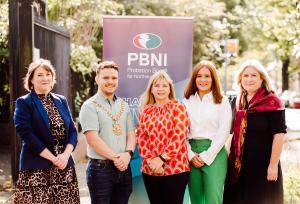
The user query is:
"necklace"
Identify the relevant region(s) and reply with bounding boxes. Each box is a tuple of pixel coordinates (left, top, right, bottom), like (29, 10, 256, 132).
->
(92, 100, 125, 136)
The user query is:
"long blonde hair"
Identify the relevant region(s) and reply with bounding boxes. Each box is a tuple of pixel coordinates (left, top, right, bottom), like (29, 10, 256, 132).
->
(139, 70, 176, 109)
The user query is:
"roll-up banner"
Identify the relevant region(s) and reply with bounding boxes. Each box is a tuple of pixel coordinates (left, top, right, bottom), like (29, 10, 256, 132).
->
(103, 16, 193, 177)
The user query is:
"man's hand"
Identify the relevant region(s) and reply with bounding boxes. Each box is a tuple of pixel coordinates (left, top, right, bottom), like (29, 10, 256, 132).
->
(113, 153, 131, 171)
(191, 155, 205, 168)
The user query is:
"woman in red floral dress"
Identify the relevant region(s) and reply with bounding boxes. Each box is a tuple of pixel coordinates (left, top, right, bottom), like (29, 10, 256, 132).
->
(137, 70, 190, 204)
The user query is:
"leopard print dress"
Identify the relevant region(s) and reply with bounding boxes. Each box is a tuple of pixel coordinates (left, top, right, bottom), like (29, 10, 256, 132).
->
(14, 94, 80, 204)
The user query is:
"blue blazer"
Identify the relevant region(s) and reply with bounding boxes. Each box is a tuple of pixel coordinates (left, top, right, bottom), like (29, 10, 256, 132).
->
(14, 90, 78, 171)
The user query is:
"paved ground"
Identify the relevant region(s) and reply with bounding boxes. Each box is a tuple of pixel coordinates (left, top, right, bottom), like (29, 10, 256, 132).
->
(0, 147, 12, 204)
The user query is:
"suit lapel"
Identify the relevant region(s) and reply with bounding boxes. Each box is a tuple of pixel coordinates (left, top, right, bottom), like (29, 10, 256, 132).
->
(31, 91, 50, 129)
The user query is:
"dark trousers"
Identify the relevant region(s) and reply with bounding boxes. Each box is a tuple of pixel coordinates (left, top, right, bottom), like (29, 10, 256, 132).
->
(142, 172, 189, 204)
(86, 159, 132, 204)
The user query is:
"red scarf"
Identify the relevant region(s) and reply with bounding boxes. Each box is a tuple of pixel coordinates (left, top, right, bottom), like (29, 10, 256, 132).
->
(229, 87, 284, 183)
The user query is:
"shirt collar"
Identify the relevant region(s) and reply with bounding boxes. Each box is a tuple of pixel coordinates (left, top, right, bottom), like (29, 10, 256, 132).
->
(195, 91, 213, 101)
(96, 92, 118, 104)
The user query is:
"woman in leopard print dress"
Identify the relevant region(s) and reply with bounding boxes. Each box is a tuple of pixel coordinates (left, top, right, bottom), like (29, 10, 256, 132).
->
(13, 59, 80, 204)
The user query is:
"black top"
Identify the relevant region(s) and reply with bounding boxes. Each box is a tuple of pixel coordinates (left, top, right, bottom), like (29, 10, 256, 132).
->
(224, 110, 286, 204)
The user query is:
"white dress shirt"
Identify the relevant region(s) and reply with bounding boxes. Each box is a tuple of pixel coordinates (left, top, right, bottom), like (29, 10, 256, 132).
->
(182, 92, 232, 165)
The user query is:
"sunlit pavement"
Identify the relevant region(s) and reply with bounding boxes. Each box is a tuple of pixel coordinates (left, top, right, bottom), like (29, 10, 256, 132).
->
(281, 109, 300, 203)
(286, 108, 300, 133)
(282, 108, 300, 164)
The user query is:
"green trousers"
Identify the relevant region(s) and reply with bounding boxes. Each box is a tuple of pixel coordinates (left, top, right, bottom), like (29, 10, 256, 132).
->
(188, 139, 228, 204)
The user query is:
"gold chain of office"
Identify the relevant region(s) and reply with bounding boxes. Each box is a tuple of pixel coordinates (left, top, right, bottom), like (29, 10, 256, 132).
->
(92, 100, 125, 136)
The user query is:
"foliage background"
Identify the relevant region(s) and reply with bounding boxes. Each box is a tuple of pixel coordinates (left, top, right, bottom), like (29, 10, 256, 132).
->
(0, 0, 300, 202)
(0, 1, 9, 122)
(1, 0, 299, 117)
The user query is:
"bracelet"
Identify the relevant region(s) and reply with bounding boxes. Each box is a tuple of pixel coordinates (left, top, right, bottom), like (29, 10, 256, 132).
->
(158, 155, 166, 163)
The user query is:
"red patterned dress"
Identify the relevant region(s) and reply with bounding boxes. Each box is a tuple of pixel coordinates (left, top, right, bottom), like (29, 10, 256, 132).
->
(137, 100, 190, 176)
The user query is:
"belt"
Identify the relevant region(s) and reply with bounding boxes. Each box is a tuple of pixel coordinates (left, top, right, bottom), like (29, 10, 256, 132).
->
(90, 158, 114, 165)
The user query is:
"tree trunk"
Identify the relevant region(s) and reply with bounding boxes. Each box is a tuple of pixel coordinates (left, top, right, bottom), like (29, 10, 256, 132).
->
(281, 58, 289, 91)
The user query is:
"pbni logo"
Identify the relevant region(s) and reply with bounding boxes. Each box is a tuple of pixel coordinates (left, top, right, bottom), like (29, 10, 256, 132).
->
(133, 33, 162, 50)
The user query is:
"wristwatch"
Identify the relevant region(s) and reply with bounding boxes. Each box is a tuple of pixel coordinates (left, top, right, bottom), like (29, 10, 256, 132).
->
(125, 150, 133, 157)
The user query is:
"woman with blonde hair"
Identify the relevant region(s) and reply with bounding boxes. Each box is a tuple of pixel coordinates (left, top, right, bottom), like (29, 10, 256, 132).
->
(13, 59, 80, 204)
(139, 70, 176, 109)
(183, 60, 232, 204)
(223, 59, 286, 204)
(137, 70, 190, 204)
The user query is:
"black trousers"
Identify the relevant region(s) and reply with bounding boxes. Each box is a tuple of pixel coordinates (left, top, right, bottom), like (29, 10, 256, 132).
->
(142, 172, 189, 204)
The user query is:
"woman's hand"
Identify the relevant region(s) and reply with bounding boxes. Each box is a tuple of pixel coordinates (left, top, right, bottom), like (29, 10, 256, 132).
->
(55, 144, 74, 170)
(148, 157, 164, 173)
(39, 148, 60, 166)
(153, 167, 164, 175)
(191, 155, 205, 168)
(55, 151, 70, 170)
(267, 164, 278, 181)
(50, 156, 59, 165)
